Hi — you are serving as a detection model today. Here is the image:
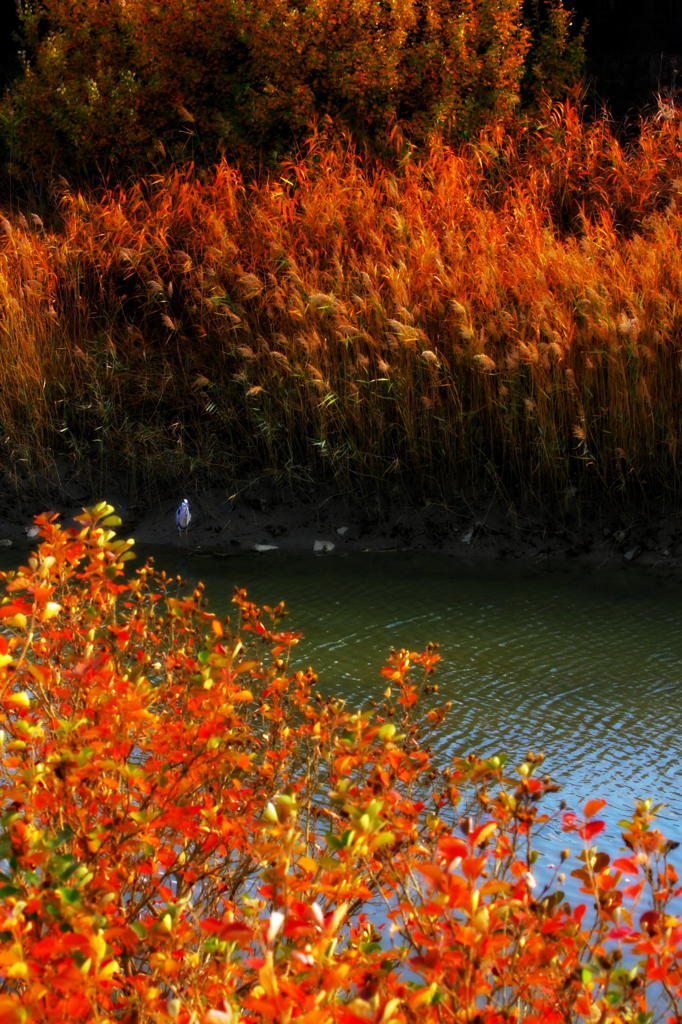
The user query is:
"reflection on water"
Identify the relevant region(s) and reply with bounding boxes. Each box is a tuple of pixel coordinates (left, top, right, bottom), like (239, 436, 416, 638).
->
(3, 541, 682, 853)
(142, 545, 682, 851)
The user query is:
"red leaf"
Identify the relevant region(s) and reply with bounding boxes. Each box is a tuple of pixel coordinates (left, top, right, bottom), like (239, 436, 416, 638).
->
(0, 604, 26, 618)
(640, 910, 660, 935)
(612, 857, 640, 876)
(577, 820, 605, 841)
(221, 923, 254, 945)
(200, 918, 223, 934)
(438, 836, 468, 860)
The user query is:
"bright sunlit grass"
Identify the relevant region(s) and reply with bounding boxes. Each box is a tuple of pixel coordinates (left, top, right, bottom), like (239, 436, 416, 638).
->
(1, 105, 681, 500)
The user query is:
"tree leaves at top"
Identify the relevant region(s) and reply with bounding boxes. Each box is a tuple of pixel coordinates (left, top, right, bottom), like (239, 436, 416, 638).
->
(1, 0, 585, 174)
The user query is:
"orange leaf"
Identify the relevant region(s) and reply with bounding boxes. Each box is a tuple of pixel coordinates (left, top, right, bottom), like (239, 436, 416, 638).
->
(584, 798, 607, 819)
(0, 995, 22, 1024)
(417, 863, 446, 889)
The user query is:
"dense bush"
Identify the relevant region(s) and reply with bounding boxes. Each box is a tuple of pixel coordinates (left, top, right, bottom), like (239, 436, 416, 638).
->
(0, 0, 584, 173)
(0, 504, 679, 1022)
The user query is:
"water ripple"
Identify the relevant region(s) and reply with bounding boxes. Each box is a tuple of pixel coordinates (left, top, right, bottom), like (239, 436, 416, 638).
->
(136, 546, 682, 850)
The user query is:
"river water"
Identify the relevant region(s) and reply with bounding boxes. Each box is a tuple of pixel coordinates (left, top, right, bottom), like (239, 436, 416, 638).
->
(3, 541, 682, 860)
(147, 546, 682, 854)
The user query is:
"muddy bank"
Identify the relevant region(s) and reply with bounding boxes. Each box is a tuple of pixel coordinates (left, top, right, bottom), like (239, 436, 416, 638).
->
(0, 475, 681, 572)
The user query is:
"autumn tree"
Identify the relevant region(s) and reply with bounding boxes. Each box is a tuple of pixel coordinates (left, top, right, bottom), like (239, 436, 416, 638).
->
(1, 0, 584, 173)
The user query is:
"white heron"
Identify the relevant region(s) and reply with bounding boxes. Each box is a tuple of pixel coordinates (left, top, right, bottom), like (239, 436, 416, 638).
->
(176, 498, 191, 542)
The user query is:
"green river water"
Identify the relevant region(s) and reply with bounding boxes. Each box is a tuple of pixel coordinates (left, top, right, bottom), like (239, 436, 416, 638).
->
(2, 541, 681, 863)
(152, 545, 682, 853)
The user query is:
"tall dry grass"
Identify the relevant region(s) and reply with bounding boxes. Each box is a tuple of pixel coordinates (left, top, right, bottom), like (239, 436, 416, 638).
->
(1, 105, 682, 504)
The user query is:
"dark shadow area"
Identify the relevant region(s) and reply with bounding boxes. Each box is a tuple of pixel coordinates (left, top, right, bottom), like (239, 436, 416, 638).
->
(569, 0, 682, 115)
(0, 0, 20, 90)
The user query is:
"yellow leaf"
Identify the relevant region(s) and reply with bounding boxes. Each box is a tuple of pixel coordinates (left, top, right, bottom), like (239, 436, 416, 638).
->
(298, 856, 319, 874)
(98, 959, 120, 980)
(40, 602, 62, 622)
(7, 692, 30, 708)
(379, 998, 401, 1024)
(91, 931, 107, 963)
(259, 957, 279, 998)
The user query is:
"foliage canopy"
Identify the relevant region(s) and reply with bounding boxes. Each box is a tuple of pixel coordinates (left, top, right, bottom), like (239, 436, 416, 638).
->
(1, 0, 584, 172)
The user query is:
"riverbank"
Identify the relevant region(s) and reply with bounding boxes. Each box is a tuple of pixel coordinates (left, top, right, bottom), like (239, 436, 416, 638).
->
(2, 477, 681, 571)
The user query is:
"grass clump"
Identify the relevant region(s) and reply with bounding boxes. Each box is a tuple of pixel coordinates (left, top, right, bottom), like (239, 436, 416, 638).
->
(0, 107, 682, 504)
